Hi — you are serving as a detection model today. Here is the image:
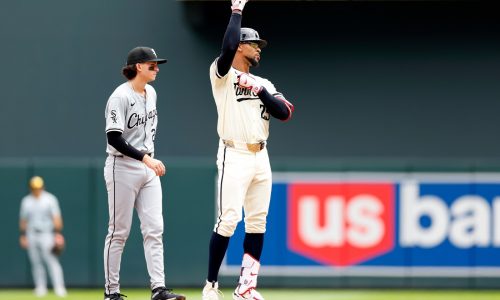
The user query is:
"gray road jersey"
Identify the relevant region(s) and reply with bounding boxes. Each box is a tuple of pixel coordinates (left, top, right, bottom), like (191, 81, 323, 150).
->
(20, 191, 61, 233)
(105, 82, 158, 156)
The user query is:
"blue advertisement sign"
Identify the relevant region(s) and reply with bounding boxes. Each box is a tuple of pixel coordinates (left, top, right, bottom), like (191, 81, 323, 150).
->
(221, 173, 500, 277)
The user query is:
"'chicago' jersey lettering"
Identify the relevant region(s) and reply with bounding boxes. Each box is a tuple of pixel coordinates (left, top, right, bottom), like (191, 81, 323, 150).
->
(127, 109, 157, 129)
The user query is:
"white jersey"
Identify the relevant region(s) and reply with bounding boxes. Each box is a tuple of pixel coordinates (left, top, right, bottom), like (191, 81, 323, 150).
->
(20, 191, 61, 233)
(210, 59, 284, 143)
(105, 82, 158, 156)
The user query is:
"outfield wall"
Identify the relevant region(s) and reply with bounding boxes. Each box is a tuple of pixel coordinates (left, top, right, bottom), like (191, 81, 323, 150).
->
(1, 1, 499, 160)
(2, 158, 500, 289)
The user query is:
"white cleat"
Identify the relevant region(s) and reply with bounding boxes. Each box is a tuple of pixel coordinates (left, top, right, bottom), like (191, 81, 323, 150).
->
(203, 280, 224, 300)
(232, 285, 264, 300)
(34, 287, 48, 297)
(55, 287, 67, 297)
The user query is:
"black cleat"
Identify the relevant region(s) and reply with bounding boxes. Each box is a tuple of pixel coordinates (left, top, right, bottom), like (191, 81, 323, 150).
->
(104, 292, 127, 300)
(151, 286, 186, 300)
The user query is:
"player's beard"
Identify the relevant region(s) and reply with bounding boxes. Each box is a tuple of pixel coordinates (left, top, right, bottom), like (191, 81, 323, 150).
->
(247, 57, 260, 68)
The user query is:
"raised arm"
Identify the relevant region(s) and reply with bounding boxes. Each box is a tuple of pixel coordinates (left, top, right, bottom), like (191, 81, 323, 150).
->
(215, 0, 248, 77)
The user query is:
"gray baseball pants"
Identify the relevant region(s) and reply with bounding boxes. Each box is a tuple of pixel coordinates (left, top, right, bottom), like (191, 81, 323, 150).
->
(27, 231, 65, 293)
(103, 155, 165, 294)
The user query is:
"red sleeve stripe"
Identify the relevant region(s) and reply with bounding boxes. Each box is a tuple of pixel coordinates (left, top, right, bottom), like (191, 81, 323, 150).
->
(276, 96, 294, 111)
(276, 96, 294, 121)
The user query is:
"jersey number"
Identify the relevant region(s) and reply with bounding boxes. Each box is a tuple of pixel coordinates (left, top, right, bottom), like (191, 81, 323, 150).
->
(260, 104, 270, 121)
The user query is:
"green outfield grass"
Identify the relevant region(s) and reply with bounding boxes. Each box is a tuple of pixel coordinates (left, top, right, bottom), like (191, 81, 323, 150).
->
(1, 289, 500, 300)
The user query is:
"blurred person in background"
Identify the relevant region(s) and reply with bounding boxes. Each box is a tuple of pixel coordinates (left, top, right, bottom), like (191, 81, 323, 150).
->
(19, 176, 67, 298)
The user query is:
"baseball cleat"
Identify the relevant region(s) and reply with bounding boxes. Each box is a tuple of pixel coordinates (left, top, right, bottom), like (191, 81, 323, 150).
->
(54, 286, 67, 297)
(104, 292, 127, 300)
(34, 287, 48, 297)
(202, 280, 224, 300)
(151, 286, 186, 300)
(232, 285, 264, 300)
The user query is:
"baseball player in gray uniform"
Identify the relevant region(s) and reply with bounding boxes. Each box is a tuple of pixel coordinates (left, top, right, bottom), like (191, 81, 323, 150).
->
(19, 176, 67, 298)
(103, 46, 185, 300)
(202, 1, 294, 299)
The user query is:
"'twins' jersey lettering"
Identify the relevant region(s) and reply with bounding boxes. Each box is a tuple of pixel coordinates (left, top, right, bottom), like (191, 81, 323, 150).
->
(105, 82, 159, 155)
(234, 83, 260, 101)
(210, 59, 284, 143)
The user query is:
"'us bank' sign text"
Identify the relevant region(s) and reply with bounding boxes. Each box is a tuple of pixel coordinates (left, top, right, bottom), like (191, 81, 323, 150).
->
(221, 172, 500, 277)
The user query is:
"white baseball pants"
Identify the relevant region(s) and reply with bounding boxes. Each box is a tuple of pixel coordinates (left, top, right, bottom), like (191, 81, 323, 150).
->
(213, 140, 272, 237)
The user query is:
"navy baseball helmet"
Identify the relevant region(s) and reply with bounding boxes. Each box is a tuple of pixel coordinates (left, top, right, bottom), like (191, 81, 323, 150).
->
(240, 28, 267, 48)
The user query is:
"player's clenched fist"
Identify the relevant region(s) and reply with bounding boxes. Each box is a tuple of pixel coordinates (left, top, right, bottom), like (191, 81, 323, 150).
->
(231, 0, 248, 12)
(237, 73, 262, 94)
(143, 155, 167, 176)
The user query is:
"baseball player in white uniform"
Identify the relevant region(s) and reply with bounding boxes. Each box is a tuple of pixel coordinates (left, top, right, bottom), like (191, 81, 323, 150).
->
(19, 176, 67, 298)
(202, 1, 294, 299)
(103, 46, 185, 300)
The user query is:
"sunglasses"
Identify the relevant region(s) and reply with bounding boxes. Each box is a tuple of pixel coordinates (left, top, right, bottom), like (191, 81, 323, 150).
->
(241, 42, 260, 49)
(146, 63, 158, 71)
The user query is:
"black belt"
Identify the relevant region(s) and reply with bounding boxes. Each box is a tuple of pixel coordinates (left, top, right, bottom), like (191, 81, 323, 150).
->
(113, 153, 153, 158)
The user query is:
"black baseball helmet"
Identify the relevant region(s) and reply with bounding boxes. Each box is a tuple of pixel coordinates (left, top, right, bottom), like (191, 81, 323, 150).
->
(126, 46, 167, 65)
(240, 28, 267, 48)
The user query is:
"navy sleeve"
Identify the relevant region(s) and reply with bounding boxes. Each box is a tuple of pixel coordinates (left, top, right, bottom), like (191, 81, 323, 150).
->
(258, 88, 294, 121)
(106, 131, 146, 161)
(216, 13, 242, 77)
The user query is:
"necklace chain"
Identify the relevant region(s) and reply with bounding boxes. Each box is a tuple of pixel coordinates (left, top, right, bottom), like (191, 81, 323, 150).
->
(130, 82, 146, 98)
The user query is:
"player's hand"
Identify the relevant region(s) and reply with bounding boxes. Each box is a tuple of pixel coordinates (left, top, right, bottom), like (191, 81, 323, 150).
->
(52, 233, 65, 256)
(54, 233, 65, 248)
(237, 73, 262, 94)
(231, 0, 248, 12)
(20, 235, 28, 249)
(143, 155, 167, 176)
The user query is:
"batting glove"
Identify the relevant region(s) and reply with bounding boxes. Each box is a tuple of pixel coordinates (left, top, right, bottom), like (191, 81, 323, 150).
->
(237, 73, 262, 94)
(231, 0, 248, 12)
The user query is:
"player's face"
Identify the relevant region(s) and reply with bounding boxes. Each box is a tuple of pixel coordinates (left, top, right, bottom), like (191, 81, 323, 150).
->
(31, 187, 43, 198)
(241, 42, 261, 67)
(138, 62, 159, 82)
